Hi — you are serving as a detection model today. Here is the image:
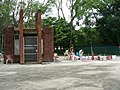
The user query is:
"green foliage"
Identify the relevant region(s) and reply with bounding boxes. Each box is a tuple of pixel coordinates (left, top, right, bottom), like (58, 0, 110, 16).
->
(23, 0, 54, 28)
(0, 0, 54, 29)
(1, 0, 120, 49)
(0, 0, 17, 29)
(42, 17, 57, 27)
(96, 0, 120, 45)
(80, 27, 101, 45)
(42, 16, 101, 49)
(53, 18, 71, 48)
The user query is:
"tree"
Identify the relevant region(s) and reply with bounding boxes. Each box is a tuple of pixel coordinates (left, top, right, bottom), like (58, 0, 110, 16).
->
(51, 0, 83, 46)
(51, 0, 108, 46)
(96, 0, 120, 45)
(23, 0, 54, 28)
(0, 0, 18, 30)
(43, 17, 71, 48)
(0, 0, 54, 29)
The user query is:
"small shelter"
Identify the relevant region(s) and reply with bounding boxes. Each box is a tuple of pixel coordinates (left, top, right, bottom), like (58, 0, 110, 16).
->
(3, 9, 54, 64)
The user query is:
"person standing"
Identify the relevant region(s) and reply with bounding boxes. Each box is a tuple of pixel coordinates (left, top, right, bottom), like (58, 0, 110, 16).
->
(70, 47, 75, 60)
(64, 50, 69, 60)
(79, 49, 84, 60)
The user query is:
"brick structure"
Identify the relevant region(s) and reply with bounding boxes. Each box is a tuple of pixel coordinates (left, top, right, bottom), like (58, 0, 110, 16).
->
(3, 27, 14, 64)
(3, 9, 54, 64)
(19, 9, 24, 64)
(35, 10, 42, 64)
(43, 28, 54, 62)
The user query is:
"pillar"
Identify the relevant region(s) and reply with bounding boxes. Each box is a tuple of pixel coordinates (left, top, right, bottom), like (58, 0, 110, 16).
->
(43, 28, 54, 61)
(19, 9, 24, 64)
(35, 10, 42, 63)
(3, 27, 14, 64)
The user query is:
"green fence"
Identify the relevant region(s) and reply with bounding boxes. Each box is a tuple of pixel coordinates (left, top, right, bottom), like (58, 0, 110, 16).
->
(76, 46, 120, 56)
(0, 45, 1, 53)
(0, 45, 2, 53)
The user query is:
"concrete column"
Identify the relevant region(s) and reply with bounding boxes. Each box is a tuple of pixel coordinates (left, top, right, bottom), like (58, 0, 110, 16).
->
(35, 10, 42, 64)
(19, 9, 24, 64)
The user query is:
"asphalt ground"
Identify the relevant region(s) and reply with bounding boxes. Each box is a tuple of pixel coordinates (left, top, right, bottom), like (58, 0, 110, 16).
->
(0, 56, 120, 90)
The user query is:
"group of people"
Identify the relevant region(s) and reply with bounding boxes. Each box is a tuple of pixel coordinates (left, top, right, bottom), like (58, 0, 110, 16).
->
(64, 47, 84, 60)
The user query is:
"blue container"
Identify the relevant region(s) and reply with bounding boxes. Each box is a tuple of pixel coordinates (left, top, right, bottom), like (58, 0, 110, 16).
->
(76, 52, 79, 56)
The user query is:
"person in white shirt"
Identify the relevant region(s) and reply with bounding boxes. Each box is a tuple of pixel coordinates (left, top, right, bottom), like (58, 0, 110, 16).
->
(79, 49, 84, 60)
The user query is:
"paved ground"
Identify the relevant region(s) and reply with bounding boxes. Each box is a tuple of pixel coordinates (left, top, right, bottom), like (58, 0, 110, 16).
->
(0, 56, 120, 90)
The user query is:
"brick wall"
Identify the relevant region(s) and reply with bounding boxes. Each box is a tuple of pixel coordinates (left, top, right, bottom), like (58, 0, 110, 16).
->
(3, 27, 14, 63)
(2, 9, 54, 64)
(19, 9, 24, 64)
(35, 10, 42, 63)
(42, 28, 54, 62)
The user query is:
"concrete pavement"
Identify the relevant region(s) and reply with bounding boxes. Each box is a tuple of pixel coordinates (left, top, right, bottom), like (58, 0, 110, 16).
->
(0, 56, 120, 90)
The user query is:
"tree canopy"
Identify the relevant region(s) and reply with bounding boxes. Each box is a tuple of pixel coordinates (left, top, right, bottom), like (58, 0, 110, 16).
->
(0, 0, 120, 49)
